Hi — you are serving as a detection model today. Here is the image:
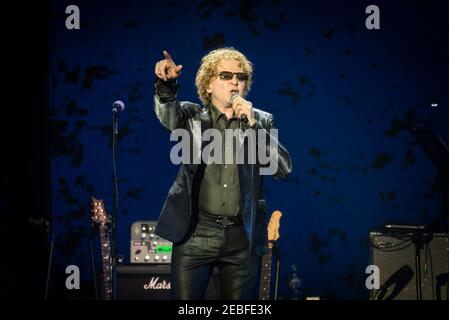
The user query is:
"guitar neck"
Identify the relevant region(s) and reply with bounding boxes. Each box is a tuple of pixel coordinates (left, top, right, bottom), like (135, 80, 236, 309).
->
(259, 247, 273, 300)
(99, 225, 112, 300)
(261, 210, 282, 300)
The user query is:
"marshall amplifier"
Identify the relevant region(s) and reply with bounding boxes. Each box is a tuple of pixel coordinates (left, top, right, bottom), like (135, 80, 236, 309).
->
(116, 265, 171, 300)
(115, 264, 222, 300)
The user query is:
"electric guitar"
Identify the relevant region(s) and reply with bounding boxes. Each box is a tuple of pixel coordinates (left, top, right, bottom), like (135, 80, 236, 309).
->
(259, 210, 282, 300)
(91, 196, 112, 300)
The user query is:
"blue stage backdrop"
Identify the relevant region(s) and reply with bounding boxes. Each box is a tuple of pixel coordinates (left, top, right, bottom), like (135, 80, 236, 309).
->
(49, 0, 448, 299)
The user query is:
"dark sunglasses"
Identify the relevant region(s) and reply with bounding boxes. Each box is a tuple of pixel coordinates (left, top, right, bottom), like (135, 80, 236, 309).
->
(215, 71, 249, 81)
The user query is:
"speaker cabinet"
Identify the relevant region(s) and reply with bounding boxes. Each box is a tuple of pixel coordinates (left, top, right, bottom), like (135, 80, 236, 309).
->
(370, 232, 449, 300)
(116, 265, 171, 300)
(116, 264, 221, 300)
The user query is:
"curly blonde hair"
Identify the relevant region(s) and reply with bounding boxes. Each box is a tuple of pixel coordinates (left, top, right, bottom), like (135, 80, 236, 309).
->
(195, 47, 253, 106)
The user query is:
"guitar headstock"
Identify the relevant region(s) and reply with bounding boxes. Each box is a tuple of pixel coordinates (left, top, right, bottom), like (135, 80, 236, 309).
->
(267, 210, 282, 243)
(91, 196, 108, 225)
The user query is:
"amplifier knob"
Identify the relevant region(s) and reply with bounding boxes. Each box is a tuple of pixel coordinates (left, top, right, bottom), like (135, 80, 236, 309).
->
(144, 255, 150, 261)
(134, 256, 139, 261)
(154, 255, 160, 261)
(162, 255, 167, 261)
(150, 233, 154, 239)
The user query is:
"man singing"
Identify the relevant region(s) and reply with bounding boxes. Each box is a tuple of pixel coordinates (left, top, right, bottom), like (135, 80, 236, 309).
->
(153, 47, 292, 299)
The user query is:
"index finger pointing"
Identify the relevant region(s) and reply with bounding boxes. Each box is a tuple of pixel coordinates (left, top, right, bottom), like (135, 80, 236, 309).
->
(163, 50, 173, 62)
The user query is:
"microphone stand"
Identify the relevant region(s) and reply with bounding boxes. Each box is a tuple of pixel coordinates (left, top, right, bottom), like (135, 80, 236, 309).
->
(412, 231, 424, 300)
(111, 109, 120, 300)
(384, 224, 430, 300)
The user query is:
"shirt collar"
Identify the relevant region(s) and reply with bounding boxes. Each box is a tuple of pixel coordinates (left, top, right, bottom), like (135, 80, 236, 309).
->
(209, 102, 228, 124)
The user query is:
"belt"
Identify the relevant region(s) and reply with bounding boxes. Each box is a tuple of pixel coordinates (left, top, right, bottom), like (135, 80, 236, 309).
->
(199, 211, 243, 227)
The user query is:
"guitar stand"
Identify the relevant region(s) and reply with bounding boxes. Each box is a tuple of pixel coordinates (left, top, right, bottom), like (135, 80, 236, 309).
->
(44, 232, 54, 300)
(43, 218, 100, 300)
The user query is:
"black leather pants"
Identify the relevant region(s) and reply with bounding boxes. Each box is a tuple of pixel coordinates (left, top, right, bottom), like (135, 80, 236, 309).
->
(171, 213, 250, 300)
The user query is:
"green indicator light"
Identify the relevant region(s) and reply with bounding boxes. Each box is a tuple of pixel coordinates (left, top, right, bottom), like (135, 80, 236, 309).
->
(156, 245, 172, 252)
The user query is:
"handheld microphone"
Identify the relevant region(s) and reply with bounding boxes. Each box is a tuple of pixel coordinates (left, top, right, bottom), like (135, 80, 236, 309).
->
(112, 100, 125, 113)
(230, 93, 249, 124)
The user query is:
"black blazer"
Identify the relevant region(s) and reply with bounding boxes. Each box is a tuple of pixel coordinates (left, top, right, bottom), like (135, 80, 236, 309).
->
(153, 93, 292, 255)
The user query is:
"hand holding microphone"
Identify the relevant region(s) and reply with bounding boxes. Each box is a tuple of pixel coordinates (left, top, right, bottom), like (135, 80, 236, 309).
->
(230, 93, 255, 126)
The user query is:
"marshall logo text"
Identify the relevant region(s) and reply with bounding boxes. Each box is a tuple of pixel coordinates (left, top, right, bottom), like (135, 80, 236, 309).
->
(143, 277, 171, 290)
